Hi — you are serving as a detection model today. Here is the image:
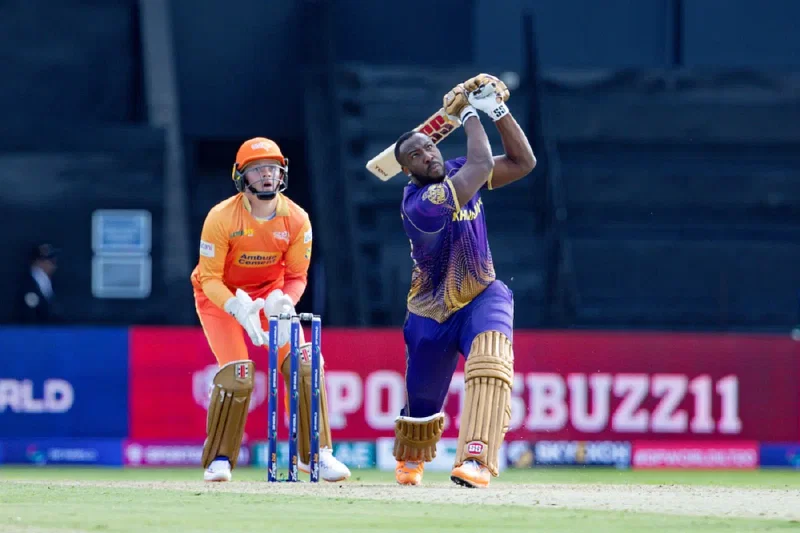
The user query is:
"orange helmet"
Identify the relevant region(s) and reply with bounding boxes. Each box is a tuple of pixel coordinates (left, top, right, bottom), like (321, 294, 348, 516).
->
(235, 137, 286, 168)
(231, 137, 289, 199)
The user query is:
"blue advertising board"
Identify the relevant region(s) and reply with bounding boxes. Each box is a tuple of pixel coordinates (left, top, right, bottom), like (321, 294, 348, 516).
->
(506, 441, 632, 469)
(0, 438, 123, 466)
(0, 327, 129, 438)
(759, 443, 800, 469)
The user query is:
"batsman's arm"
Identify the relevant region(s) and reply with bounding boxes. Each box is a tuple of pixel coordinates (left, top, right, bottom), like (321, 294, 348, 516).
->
(489, 113, 536, 189)
(197, 211, 235, 308)
(282, 216, 312, 305)
(449, 115, 495, 206)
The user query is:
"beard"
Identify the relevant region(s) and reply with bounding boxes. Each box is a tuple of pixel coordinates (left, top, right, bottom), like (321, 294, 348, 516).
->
(411, 164, 445, 185)
(412, 174, 444, 186)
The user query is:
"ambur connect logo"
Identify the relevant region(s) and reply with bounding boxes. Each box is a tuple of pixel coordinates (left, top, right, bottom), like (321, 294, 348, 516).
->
(236, 251, 279, 267)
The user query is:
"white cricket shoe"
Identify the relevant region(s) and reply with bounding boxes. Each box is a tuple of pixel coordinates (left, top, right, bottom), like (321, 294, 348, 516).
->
(299, 447, 351, 482)
(204, 458, 232, 482)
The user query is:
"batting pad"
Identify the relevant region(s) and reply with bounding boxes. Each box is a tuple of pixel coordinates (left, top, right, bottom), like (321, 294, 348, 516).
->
(455, 331, 514, 476)
(393, 412, 446, 462)
(201, 360, 255, 469)
(281, 343, 332, 464)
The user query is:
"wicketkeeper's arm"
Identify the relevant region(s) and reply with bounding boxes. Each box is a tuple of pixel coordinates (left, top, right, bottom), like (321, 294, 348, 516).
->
(282, 217, 312, 305)
(197, 211, 235, 308)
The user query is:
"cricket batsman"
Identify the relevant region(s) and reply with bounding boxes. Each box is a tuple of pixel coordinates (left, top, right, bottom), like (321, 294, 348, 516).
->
(191, 137, 351, 482)
(391, 75, 536, 487)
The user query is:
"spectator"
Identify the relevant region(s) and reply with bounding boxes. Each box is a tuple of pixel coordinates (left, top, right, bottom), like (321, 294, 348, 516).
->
(15, 243, 62, 324)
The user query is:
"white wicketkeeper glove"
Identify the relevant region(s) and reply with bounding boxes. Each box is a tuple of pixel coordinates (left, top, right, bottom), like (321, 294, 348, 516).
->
(466, 77, 510, 122)
(263, 289, 295, 347)
(224, 289, 268, 346)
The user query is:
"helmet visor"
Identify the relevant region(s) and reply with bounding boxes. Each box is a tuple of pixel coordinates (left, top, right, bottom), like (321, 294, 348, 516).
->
(243, 163, 285, 194)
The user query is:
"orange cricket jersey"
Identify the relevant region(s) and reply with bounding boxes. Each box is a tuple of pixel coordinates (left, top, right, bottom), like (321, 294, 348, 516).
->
(190, 192, 313, 309)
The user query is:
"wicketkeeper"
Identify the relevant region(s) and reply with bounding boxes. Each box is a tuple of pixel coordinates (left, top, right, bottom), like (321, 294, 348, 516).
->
(191, 137, 351, 482)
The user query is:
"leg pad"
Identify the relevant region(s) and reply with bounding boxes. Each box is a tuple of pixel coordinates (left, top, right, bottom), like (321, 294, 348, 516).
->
(393, 413, 446, 463)
(201, 360, 254, 469)
(454, 331, 513, 476)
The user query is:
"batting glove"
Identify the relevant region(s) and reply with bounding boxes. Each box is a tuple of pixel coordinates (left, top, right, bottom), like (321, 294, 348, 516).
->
(443, 84, 479, 125)
(466, 76, 510, 121)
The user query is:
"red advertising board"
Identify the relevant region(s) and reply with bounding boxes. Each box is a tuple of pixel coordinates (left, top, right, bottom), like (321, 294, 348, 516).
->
(631, 441, 759, 469)
(129, 328, 800, 443)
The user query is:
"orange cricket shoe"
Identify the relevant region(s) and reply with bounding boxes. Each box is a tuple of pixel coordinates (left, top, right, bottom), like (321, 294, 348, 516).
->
(395, 461, 424, 485)
(450, 460, 491, 488)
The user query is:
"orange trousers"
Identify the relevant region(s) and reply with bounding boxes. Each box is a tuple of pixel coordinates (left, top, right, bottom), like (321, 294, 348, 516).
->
(194, 290, 307, 365)
(195, 291, 304, 413)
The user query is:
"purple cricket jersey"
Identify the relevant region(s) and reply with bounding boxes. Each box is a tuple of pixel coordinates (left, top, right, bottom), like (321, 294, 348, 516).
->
(401, 157, 496, 323)
(399, 157, 514, 418)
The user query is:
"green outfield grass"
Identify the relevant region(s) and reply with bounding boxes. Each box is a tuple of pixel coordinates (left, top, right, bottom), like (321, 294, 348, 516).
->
(2, 467, 799, 532)
(3, 465, 800, 487)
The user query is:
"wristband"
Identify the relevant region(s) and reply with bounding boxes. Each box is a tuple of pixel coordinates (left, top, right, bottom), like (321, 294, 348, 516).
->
(460, 105, 478, 124)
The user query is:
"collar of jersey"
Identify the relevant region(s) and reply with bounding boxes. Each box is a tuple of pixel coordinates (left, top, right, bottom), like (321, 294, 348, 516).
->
(242, 193, 289, 217)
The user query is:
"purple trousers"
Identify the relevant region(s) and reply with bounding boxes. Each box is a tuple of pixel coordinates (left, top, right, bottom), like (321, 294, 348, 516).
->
(401, 280, 514, 418)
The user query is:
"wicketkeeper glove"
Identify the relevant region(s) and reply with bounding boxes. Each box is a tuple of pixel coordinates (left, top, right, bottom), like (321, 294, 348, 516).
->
(224, 289, 269, 346)
(263, 289, 295, 347)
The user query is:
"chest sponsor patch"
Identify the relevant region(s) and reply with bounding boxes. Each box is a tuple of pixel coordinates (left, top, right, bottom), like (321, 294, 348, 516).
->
(230, 228, 254, 238)
(273, 231, 290, 243)
(453, 198, 483, 222)
(235, 251, 280, 267)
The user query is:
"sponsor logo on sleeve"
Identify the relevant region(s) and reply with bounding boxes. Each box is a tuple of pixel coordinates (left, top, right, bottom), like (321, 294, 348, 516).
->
(199, 240, 215, 258)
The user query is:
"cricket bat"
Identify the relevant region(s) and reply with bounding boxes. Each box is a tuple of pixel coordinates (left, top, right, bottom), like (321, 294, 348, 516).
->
(365, 108, 460, 181)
